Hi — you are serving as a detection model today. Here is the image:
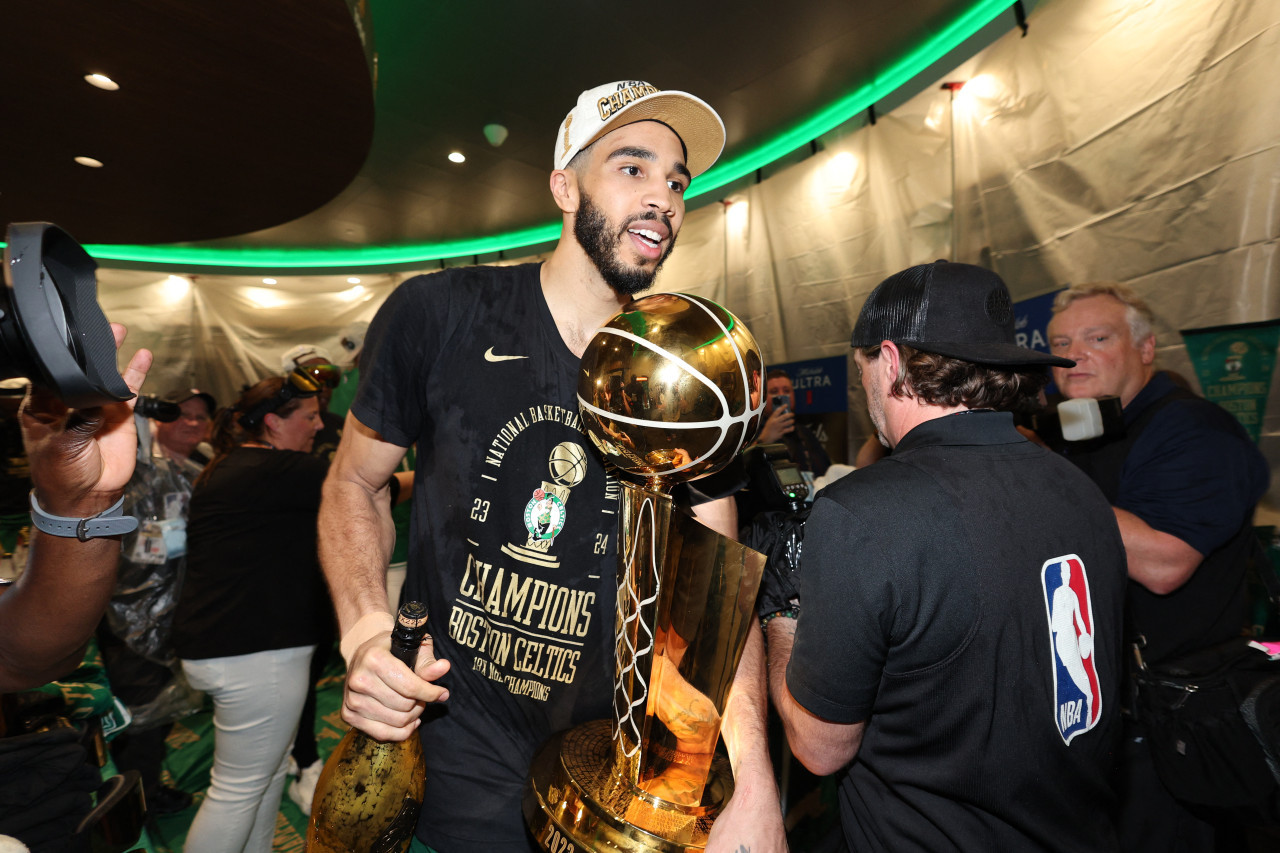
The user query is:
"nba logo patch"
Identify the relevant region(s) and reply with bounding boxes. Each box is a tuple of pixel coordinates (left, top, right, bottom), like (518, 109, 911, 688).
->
(1040, 555, 1102, 744)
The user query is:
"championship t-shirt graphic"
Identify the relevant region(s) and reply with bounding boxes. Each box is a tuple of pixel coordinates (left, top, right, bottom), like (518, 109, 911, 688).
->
(448, 406, 618, 705)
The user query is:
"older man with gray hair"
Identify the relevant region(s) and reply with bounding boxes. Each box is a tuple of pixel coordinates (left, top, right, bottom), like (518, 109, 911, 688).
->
(1047, 281, 1270, 852)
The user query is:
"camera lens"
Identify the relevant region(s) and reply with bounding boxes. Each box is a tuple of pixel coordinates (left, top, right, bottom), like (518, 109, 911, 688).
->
(134, 395, 181, 422)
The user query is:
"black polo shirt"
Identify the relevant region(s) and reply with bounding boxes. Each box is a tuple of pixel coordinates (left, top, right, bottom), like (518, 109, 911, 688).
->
(790, 411, 1126, 852)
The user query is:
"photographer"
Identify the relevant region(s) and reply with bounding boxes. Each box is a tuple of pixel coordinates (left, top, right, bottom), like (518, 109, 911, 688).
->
(97, 386, 214, 816)
(0, 323, 152, 691)
(756, 369, 830, 479)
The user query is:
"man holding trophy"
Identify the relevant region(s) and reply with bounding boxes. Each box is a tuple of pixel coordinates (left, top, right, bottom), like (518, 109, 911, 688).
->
(319, 81, 785, 853)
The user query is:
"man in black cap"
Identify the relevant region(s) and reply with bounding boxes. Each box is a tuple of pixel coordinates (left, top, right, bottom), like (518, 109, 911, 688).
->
(98, 385, 216, 815)
(154, 388, 216, 466)
(763, 261, 1128, 851)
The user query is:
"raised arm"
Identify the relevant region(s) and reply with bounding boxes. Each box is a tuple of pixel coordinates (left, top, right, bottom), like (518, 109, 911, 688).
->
(320, 411, 450, 740)
(0, 325, 151, 690)
(693, 496, 787, 853)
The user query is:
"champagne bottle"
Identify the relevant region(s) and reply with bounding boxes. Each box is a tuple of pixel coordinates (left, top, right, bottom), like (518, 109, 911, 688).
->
(307, 602, 431, 853)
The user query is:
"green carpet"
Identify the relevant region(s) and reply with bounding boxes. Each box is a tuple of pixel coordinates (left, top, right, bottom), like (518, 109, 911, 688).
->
(146, 659, 348, 852)
(143, 653, 843, 852)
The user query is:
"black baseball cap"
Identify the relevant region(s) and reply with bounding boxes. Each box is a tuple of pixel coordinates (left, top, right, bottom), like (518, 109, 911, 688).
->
(850, 260, 1074, 367)
(161, 387, 217, 416)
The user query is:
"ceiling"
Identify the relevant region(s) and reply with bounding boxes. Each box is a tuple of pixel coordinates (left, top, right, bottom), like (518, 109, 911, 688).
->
(2, 0, 1023, 272)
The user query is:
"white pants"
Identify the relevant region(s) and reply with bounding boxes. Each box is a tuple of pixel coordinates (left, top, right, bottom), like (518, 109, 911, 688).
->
(182, 645, 315, 853)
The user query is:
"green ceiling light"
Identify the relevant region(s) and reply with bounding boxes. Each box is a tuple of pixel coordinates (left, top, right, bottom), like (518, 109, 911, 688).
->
(81, 221, 563, 270)
(688, 0, 1011, 200)
(18, 0, 1012, 273)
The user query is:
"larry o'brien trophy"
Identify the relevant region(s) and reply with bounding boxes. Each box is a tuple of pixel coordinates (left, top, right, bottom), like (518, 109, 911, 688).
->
(524, 293, 767, 852)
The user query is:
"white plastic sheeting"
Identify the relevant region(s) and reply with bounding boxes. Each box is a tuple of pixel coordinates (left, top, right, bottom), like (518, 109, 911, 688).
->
(99, 0, 1280, 510)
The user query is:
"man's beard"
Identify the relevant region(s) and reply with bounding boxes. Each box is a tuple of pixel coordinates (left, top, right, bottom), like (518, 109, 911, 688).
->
(866, 369, 890, 448)
(574, 190, 677, 296)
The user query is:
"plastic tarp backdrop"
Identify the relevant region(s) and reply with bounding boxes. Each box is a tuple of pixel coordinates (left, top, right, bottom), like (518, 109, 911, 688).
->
(100, 0, 1280, 511)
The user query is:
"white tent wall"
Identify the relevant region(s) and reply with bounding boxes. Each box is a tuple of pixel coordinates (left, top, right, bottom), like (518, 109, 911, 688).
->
(97, 270, 402, 408)
(100, 0, 1280, 514)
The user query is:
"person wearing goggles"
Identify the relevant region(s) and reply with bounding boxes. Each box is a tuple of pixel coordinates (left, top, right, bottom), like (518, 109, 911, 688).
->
(171, 374, 330, 853)
(281, 345, 344, 463)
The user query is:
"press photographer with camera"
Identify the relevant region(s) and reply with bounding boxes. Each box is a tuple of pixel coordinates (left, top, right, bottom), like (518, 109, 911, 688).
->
(755, 369, 830, 480)
(95, 386, 216, 816)
(1045, 282, 1272, 850)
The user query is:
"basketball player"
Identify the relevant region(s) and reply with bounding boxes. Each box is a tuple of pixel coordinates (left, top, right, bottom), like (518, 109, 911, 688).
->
(318, 82, 784, 853)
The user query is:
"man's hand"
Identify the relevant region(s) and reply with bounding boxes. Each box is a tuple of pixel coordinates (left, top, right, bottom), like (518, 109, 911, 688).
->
(756, 408, 795, 445)
(340, 622, 451, 741)
(22, 323, 152, 516)
(0, 324, 152, 691)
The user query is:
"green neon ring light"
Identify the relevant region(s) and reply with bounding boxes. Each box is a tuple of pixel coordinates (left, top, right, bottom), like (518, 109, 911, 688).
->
(21, 0, 1013, 272)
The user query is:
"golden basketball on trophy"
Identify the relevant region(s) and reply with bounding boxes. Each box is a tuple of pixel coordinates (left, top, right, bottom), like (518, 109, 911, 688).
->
(523, 293, 768, 853)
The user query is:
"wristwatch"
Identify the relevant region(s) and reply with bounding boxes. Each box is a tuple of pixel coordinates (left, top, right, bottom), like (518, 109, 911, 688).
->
(29, 490, 140, 541)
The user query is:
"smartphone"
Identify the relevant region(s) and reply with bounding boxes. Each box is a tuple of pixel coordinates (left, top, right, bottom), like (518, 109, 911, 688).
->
(770, 393, 790, 414)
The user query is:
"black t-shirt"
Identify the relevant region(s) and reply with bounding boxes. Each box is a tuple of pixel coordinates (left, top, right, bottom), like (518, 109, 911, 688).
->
(353, 263, 619, 853)
(789, 412, 1127, 852)
(172, 447, 331, 660)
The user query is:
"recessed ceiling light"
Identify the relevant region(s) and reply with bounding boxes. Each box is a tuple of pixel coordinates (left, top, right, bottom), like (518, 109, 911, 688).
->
(448, 151, 466, 164)
(262, 278, 277, 284)
(85, 73, 119, 91)
(346, 277, 361, 284)
(74, 156, 104, 168)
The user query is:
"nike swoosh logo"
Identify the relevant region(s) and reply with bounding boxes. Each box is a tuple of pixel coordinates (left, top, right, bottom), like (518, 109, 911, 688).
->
(485, 347, 529, 362)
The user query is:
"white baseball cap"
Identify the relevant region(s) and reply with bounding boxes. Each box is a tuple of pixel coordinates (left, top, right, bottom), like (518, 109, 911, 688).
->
(553, 81, 726, 177)
(339, 321, 369, 358)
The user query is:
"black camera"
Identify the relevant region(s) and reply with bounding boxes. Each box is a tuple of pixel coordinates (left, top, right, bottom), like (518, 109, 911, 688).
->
(0, 223, 131, 408)
(770, 393, 789, 414)
(1021, 396, 1124, 447)
(742, 442, 809, 513)
(133, 395, 181, 423)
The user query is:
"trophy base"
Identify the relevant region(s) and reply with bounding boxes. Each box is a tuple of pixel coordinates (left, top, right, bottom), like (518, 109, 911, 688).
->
(523, 719, 733, 853)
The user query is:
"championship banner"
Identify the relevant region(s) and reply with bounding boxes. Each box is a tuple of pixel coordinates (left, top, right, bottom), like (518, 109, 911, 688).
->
(1180, 319, 1280, 443)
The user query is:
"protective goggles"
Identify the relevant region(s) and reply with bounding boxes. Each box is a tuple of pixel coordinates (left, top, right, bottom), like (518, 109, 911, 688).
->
(292, 362, 341, 390)
(237, 369, 325, 430)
